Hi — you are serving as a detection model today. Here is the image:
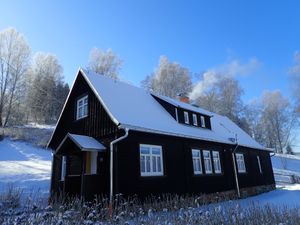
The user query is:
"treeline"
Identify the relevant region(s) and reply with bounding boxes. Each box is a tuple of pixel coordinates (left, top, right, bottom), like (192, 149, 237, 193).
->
(0, 28, 69, 126)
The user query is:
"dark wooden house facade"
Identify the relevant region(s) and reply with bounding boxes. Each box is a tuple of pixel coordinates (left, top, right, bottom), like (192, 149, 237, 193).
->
(48, 68, 275, 200)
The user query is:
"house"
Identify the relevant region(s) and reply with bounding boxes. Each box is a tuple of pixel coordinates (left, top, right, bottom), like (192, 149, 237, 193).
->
(48, 68, 275, 201)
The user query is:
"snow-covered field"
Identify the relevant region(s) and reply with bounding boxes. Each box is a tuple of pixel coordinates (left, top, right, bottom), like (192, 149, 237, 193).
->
(272, 153, 300, 172)
(0, 138, 52, 195)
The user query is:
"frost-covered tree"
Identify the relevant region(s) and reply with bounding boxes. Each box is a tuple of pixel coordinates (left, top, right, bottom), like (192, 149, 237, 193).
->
(0, 27, 31, 126)
(88, 48, 122, 80)
(258, 91, 298, 153)
(194, 75, 245, 125)
(141, 56, 192, 99)
(27, 53, 69, 124)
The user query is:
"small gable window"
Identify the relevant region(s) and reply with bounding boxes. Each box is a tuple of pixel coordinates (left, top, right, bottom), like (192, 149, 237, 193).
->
(192, 114, 198, 126)
(200, 116, 206, 128)
(184, 111, 189, 124)
(236, 153, 246, 173)
(203, 150, 212, 174)
(140, 144, 164, 176)
(192, 149, 202, 175)
(212, 151, 222, 174)
(76, 95, 88, 120)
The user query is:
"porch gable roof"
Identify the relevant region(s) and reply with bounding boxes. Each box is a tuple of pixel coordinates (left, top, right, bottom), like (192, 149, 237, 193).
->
(56, 133, 106, 154)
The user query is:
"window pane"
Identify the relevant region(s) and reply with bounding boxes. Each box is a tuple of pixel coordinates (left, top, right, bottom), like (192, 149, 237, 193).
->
(192, 150, 200, 157)
(79, 107, 83, 118)
(140, 156, 145, 173)
(152, 156, 157, 172)
(140, 146, 150, 154)
(157, 156, 161, 172)
(84, 105, 88, 116)
(84, 97, 88, 104)
(146, 156, 151, 172)
(152, 148, 161, 155)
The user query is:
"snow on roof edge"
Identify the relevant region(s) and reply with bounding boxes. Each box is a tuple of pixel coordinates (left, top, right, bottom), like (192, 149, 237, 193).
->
(119, 124, 270, 151)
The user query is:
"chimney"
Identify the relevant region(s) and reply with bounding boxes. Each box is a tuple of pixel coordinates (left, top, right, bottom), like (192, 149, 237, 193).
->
(178, 93, 189, 103)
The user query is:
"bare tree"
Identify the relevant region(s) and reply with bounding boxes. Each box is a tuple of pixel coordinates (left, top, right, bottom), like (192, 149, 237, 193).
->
(0, 27, 31, 127)
(141, 56, 192, 99)
(259, 91, 298, 153)
(194, 75, 244, 125)
(88, 48, 122, 80)
(27, 53, 68, 124)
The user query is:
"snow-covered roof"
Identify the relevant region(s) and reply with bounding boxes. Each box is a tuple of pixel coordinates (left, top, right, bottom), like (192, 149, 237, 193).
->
(57, 133, 106, 153)
(151, 93, 213, 117)
(77, 68, 267, 151)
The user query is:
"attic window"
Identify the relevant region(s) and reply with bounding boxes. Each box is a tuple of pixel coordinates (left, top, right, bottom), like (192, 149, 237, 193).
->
(184, 111, 189, 124)
(76, 95, 88, 120)
(200, 116, 205, 128)
(192, 114, 198, 126)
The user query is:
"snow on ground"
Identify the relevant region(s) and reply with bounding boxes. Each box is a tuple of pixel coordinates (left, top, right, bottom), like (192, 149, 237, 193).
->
(271, 154, 300, 172)
(0, 138, 52, 196)
(22, 123, 56, 130)
(239, 184, 300, 208)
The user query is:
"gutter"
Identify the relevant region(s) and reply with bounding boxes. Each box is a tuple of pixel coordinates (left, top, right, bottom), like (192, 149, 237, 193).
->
(231, 136, 241, 198)
(109, 128, 129, 216)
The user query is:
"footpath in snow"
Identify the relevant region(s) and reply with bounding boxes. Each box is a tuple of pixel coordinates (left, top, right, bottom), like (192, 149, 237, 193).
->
(0, 138, 52, 195)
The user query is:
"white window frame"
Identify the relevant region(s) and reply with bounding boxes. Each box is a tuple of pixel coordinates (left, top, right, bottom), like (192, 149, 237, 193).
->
(192, 149, 202, 175)
(200, 116, 206, 128)
(257, 156, 262, 174)
(203, 150, 212, 174)
(235, 153, 246, 173)
(61, 156, 67, 181)
(140, 144, 164, 177)
(192, 114, 198, 126)
(212, 151, 222, 174)
(184, 111, 189, 124)
(76, 95, 88, 120)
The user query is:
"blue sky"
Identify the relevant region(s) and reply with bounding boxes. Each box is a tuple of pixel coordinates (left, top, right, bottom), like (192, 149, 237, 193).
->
(1, 0, 300, 103)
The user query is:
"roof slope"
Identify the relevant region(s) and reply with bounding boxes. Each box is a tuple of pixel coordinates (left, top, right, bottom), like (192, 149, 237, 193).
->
(80, 69, 266, 150)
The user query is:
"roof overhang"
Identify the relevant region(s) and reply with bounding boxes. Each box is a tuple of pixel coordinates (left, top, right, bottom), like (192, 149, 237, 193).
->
(56, 133, 106, 155)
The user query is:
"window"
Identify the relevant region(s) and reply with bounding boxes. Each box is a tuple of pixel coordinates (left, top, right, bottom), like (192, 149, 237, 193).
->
(76, 95, 88, 120)
(184, 111, 189, 124)
(140, 144, 163, 176)
(212, 151, 222, 174)
(192, 114, 198, 126)
(61, 156, 67, 181)
(192, 149, 202, 174)
(200, 116, 206, 128)
(257, 156, 262, 173)
(203, 150, 212, 174)
(236, 153, 246, 173)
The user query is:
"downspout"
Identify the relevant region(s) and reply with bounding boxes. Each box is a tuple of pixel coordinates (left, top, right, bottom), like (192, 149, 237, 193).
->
(232, 145, 240, 198)
(109, 128, 129, 216)
(231, 135, 241, 198)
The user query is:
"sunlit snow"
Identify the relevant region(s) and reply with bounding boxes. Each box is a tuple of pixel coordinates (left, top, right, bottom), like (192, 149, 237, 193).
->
(0, 138, 52, 195)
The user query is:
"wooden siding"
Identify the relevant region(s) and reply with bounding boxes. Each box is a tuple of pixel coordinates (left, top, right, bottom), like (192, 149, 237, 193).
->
(48, 71, 118, 150)
(114, 130, 274, 197)
(49, 71, 119, 196)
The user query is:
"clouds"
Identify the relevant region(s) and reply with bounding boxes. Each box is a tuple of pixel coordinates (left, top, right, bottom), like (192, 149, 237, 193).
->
(189, 58, 260, 100)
